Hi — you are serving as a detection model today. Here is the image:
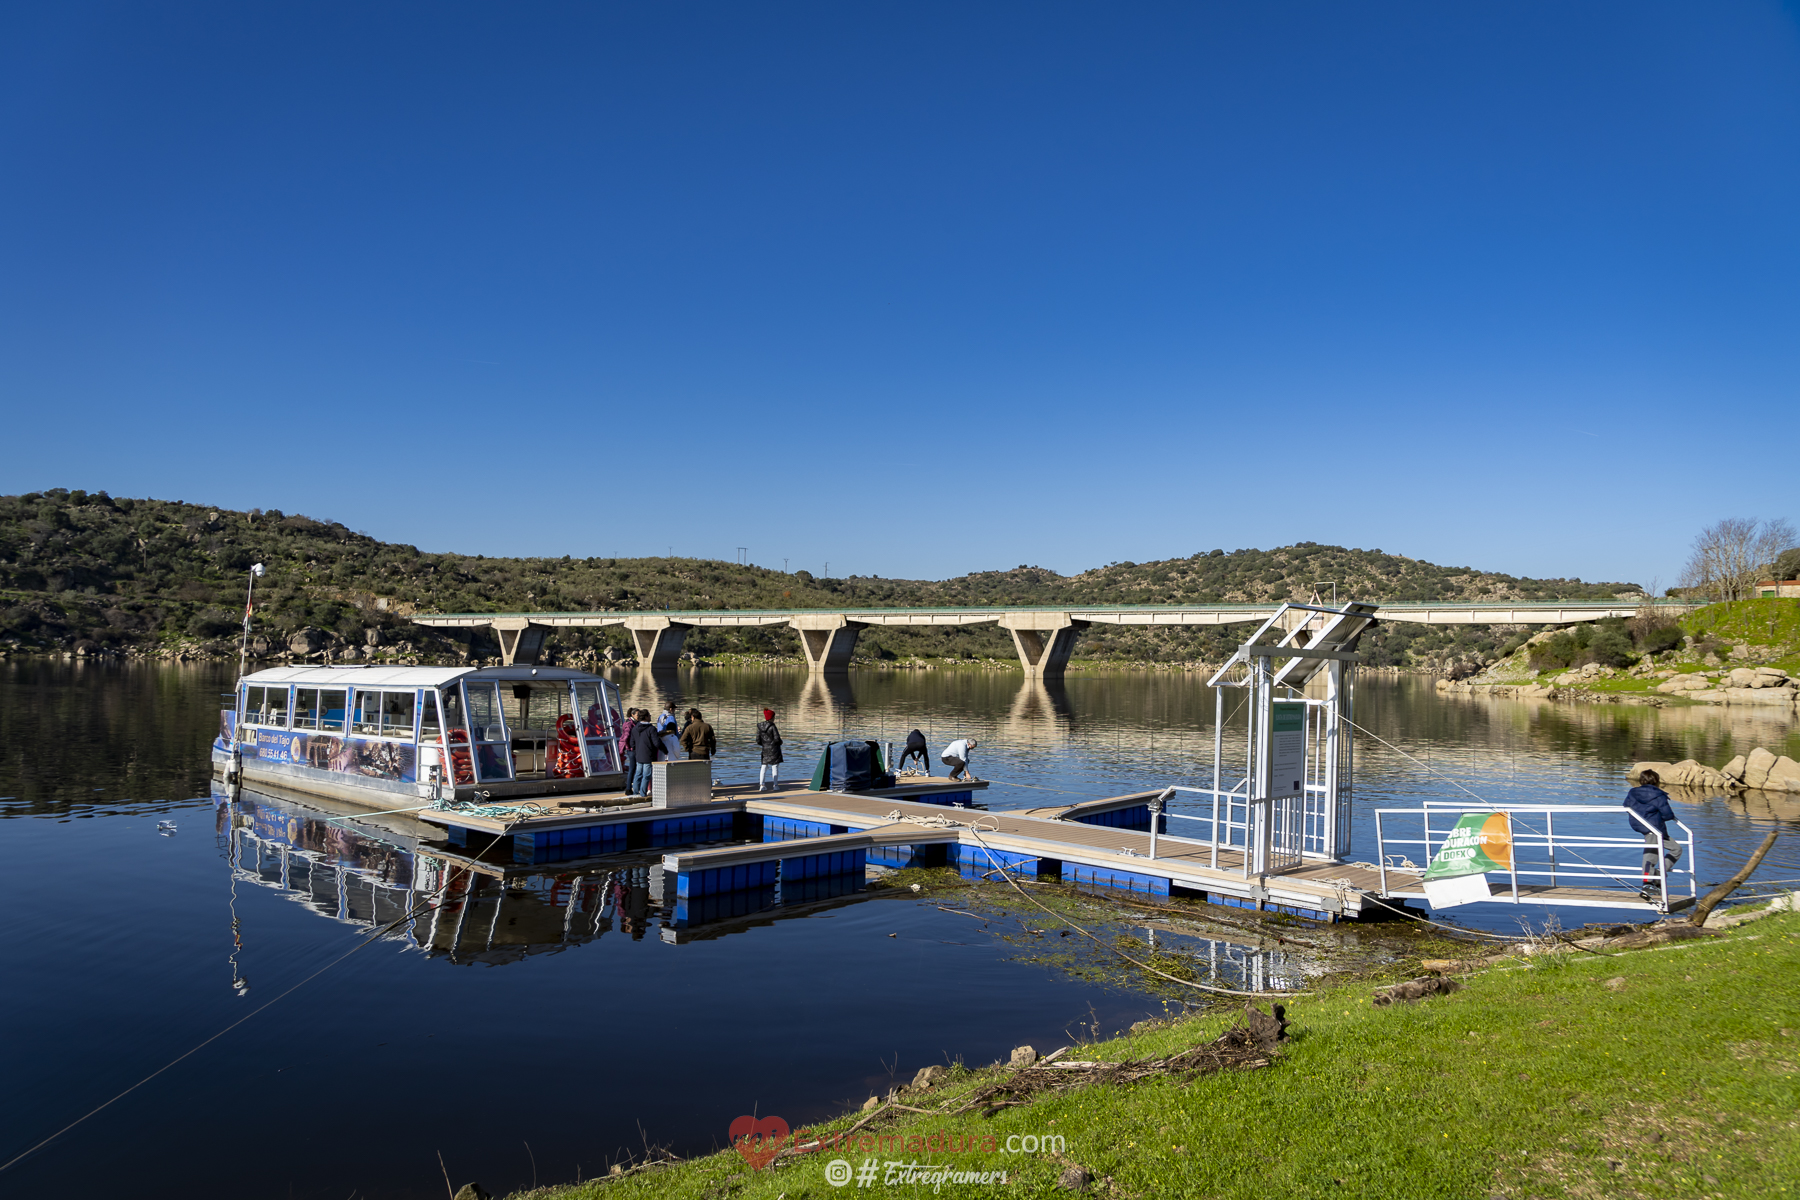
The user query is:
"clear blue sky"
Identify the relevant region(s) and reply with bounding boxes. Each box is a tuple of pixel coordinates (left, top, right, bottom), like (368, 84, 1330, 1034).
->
(3, 3, 1797, 588)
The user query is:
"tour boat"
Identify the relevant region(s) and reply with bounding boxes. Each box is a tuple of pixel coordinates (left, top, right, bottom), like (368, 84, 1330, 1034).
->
(212, 665, 627, 808)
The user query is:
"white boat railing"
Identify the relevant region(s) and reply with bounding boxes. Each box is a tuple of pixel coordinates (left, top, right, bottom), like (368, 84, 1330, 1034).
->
(1372, 803, 1697, 908)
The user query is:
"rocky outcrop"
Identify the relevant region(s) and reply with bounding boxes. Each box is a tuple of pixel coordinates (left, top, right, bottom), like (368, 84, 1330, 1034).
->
(1630, 748, 1800, 794)
(1654, 665, 1798, 707)
(1626, 759, 1736, 790)
(1437, 678, 1657, 704)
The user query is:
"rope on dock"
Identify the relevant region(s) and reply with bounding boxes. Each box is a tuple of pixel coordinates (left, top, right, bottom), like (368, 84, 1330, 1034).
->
(431, 793, 550, 820)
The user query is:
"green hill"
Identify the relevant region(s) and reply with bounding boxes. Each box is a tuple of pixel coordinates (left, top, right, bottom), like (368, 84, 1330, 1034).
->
(0, 488, 1642, 669)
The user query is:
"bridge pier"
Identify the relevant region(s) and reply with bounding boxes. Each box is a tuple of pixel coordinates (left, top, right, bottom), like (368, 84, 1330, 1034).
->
(625, 616, 692, 669)
(1000, 613, 1088, 679)
(492, 618, 550, 666)
(791, 615, 865, 674)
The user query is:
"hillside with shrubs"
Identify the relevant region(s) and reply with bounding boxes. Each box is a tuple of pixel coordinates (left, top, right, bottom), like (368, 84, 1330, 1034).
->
(1, 488, 1645, 670)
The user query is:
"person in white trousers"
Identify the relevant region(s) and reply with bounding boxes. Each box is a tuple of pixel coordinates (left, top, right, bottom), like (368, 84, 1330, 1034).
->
(755, 707, 783, 791)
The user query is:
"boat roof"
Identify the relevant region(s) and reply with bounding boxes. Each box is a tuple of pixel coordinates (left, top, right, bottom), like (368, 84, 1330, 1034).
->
(237, 665, 612, 688)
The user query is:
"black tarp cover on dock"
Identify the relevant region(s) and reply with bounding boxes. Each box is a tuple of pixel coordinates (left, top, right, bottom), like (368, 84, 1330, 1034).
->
(808, 741, 894, 792)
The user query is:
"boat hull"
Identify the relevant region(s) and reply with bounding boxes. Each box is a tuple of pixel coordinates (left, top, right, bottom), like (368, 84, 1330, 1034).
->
(212, 744, 628, 811)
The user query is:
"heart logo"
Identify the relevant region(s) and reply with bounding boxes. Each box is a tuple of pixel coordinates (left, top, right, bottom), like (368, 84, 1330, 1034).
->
(729, 1115, 790, 1170)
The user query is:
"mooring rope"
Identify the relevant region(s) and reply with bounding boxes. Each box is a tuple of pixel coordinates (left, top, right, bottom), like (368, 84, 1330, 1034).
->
(0, 807, 531, 1175)
(877, 810, 1311, 998)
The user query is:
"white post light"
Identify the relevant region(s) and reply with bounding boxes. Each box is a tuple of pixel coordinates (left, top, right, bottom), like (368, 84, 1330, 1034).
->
(239, 562, 266, 677)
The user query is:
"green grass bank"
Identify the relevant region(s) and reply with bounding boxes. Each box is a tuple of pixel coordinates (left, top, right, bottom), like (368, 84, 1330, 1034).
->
(504, 910, 1800, 1200)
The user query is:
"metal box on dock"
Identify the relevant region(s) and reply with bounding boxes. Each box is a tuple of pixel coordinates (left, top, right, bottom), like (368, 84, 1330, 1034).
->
(652, 759, 711, 808)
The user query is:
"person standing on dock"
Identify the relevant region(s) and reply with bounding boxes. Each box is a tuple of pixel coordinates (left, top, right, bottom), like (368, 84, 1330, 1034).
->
(680, 708, 716, 760)
(629, 713, 664, 797)
(896, 728, 931, 775)
(1624, 768, 1682, 902)
(940, 736, 978, 781)
(755, 708, 783, 791)
(618, 708, 640, 786)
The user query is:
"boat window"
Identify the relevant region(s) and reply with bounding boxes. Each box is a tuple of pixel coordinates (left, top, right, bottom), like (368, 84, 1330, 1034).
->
(440, 687, 465, 734)
(574, 683, 608, 737)
(352, 690, 383, 736)
(462, 681, 512, 781)
(318, 689, 347, 733)
(244, 685, 289, 727)
(293, 688, 319, 730)
(382, 691, 416, 739)
(419, 690, 442, 741)
(504, 681, 572, 735)
(464, 682, 506, 742)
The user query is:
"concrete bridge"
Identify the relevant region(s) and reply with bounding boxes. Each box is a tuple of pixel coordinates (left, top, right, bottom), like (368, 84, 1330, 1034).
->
(412, 600, 1681, 676)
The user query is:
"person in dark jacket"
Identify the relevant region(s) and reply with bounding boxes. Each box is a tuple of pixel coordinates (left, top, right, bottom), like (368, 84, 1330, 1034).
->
(629, 715, 663, 797)
(679, 708, 716, 760)
(617, 708, 639, 788)
(896, 728, 931, 775)
(755, 708, 783, 792)
(1624, 768, 1683, 902)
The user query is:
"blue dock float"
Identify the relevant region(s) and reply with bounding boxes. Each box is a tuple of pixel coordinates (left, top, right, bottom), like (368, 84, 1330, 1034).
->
(1070, 805, 1167, 833)
(663, 833, 872, 897)
(663, 833, 875, 925)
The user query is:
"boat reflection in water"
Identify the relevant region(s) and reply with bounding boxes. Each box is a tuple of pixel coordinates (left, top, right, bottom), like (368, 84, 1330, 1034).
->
(215, 785, 1319, 989)
(213, 785, 873, 965)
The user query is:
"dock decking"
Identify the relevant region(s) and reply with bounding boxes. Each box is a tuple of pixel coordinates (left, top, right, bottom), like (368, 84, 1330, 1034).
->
(392, 776, 1669, 920)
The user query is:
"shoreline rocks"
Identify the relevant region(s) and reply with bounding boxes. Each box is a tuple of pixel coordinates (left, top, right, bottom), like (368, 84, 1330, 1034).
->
(1628, 748, 1800, 795)
(1436, 679, 1660, 705)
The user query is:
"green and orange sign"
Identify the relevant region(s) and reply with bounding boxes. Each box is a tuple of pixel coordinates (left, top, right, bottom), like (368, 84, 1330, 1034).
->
(1423, 812, 1512, 880)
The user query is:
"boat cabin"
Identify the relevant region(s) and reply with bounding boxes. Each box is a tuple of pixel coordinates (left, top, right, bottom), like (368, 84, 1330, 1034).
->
(220, 665, 627, 806)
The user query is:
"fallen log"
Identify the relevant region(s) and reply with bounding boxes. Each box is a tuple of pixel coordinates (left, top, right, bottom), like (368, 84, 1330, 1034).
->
(1689, 831, 1779, 927)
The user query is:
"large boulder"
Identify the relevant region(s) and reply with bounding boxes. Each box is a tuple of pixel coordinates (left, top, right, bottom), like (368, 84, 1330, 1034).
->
(1627, 762, 1674, 785)
(1655, 674, 1710, 693)
(288, 627, 327, 655)
(1763, 755, 1800, 793)
(1753, 667, 1790, 687)
(1726, 686, 1798, 706)
(1729, 667, 1759, 687)
(1721, 754, 1747, 782)
(1743, 747, 1778, 790)
(1660, 759, 1733, 790)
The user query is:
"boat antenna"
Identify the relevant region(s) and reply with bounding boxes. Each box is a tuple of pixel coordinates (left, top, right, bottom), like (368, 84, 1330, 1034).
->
(238, 562, 266, 677)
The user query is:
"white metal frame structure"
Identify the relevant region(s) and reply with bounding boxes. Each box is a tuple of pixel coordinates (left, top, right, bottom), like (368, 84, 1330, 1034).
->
(1201, 602, 1378, 877)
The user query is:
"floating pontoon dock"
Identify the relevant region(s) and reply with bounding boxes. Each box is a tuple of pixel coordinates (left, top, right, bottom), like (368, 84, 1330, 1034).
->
(408, 779, 1414, 921)
(272, 601, 1695, 923)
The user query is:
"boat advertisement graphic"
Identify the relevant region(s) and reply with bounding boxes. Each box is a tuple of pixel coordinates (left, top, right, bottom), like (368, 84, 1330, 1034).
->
(246, 727, 417, 782)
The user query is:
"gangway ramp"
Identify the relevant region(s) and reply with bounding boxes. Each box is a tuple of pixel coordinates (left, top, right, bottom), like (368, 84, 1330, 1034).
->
(1373, 804, 1695, 914)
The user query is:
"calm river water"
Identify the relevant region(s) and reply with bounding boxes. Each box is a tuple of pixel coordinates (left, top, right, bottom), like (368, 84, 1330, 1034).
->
(1, 661, 1795, 1198)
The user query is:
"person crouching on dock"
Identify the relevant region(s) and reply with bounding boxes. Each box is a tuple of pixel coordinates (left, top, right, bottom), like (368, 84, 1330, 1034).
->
(896, 728, 931, 775)
(940, 736, 978, 781)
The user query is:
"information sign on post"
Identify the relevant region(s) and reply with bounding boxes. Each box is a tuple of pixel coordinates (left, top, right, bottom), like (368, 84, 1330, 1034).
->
(1263, 699, 1307, 801)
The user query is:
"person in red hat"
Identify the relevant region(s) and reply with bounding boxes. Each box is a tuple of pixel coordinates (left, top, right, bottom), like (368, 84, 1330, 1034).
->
(755, 707, 783, 792)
